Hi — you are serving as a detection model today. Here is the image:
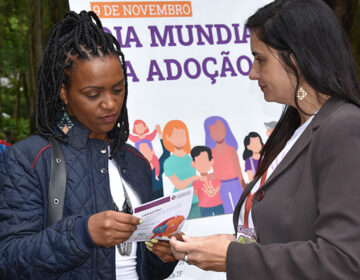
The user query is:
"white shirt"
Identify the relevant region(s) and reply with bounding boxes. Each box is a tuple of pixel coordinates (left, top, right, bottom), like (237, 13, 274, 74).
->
(237, 115, 315, 240)
(108, 156, 141, 280)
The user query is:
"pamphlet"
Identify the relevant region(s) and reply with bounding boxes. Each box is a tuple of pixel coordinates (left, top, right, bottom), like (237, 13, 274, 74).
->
(127, 187, 193, 242)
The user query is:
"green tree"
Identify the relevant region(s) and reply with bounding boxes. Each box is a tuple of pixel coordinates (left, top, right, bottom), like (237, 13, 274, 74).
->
(0, 0, 69, 142)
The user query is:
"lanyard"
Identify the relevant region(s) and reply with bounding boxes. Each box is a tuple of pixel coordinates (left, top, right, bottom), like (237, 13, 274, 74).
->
(244, 169, 267, 228)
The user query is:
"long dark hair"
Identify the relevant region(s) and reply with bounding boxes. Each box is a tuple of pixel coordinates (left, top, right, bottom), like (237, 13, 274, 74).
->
(34, 10, 129, 157)
(243, 132, 263, 161)
(246, 0, 360, 177)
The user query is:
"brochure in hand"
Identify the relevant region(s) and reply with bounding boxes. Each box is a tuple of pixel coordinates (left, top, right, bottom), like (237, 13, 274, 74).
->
(127, 187, 193, 242)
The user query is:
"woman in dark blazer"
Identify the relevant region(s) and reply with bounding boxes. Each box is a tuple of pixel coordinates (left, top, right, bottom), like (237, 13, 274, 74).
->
(166, 0, 360, 279)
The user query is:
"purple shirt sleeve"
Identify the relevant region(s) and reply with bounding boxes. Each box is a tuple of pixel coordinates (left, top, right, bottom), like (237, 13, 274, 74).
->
(244, 158, 251, 172)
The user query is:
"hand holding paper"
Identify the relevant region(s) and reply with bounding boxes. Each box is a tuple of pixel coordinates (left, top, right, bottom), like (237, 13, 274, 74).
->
(127, 187, 193, 242)
(169, 234, 230, 271)
(145, 232, 184, 263)
(88, 210, 140, 247)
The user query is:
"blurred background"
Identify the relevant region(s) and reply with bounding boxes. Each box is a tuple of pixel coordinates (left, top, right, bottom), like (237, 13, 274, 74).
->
(0, 0, 359, 144)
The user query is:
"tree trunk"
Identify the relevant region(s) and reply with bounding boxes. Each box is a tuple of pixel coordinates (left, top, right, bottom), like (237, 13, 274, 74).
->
(350, 2, 360, 75)
(13, 74, 21, 128)
(27, 0, 43, 119)
(0, 78, 3, 127)
(324, 0, 360, 76)
(323, 0, 359, 36)
(48, 0, 70, 26)
(27, 36, 36, 117)
(21, 69, 31, 119)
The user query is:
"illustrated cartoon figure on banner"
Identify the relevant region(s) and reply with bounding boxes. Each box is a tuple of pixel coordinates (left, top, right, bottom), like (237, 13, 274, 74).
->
(129, 120, 161, 179)
(163, 120, 200, 219)
(243, 132, 263, 182)
(136, 125, 170, 199)
(204, 116, 246, 214)
(191, 146, 224, 217)
(129, 119, 158, 142)
(135, 139, 160, 180)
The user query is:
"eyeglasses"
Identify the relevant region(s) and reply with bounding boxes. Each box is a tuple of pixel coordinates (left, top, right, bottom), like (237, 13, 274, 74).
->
(114, 188, 133, 256)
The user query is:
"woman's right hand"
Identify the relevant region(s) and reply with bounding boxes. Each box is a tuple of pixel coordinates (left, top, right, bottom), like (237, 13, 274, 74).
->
(170, 234, 230, 272)
(146, 232, 184, 263)
(88, 210, 141, 247)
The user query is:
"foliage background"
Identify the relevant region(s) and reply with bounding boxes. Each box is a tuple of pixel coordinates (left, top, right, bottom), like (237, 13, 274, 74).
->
(0, 0, 359, 143)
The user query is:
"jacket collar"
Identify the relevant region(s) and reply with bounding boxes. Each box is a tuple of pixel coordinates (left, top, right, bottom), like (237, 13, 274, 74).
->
(233, 96, 346, 229)
(261, 96, 345, 189)
(64, 118, 91, 150)
(62, 118, 126, 158)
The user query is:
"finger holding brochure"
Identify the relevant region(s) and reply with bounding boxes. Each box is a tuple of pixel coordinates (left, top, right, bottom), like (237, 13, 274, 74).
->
(127, 187, 193, 242)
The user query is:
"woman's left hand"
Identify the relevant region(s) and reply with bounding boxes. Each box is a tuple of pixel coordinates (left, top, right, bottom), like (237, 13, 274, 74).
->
(145, 233, 183, 263)
(169, 234, 231, 272)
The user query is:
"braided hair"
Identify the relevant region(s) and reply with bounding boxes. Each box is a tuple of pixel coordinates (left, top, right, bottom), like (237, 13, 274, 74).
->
(34, 10, 129, 157)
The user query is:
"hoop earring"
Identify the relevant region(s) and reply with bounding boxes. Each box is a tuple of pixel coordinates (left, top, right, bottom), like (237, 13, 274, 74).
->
(58, 111, 74, 134)
(296, 87, 308, 101)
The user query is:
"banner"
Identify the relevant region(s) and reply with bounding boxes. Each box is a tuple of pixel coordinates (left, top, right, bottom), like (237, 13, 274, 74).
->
(69, 0, 279, 278)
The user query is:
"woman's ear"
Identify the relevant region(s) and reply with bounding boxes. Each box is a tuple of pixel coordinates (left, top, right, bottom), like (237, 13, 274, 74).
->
(60, 83, 69, 105)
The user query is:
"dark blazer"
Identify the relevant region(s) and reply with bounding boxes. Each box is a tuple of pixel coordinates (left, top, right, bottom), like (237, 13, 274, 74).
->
(226, 97, 360, 280)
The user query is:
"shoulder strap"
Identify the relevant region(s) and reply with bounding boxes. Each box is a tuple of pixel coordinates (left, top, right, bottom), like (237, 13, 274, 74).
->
(47, 137, 67, 227)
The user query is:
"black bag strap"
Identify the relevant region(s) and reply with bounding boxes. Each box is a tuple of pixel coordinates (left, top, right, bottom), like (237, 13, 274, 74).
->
(47, 137, 67, 227)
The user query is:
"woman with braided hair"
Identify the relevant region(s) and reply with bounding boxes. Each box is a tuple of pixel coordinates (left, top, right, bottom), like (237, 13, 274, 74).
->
(0, 11, 177, 279)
